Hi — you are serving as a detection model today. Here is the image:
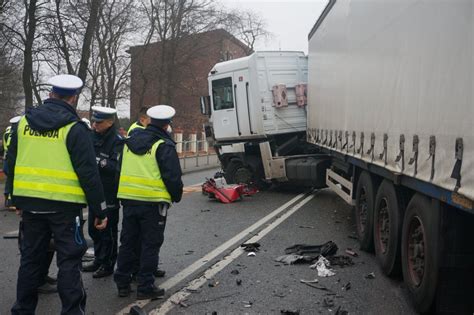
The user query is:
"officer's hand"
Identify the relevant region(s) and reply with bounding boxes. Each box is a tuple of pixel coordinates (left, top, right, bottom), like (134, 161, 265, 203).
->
(94, 217, 108, 230)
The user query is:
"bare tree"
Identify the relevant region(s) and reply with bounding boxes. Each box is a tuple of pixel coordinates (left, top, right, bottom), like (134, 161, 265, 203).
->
(223, 9, 271, 55)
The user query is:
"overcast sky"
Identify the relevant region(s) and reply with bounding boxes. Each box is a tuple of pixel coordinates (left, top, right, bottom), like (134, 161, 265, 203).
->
(220, 0, 328, 53)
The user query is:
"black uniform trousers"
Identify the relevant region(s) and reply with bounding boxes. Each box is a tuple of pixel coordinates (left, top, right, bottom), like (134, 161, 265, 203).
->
(87, 207, 119, 270)
(114, 203, 167, 293)
(11, 210, 87, 315)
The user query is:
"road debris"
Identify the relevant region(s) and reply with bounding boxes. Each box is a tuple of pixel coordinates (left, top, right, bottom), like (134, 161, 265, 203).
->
(335, 306, 349, 315)
(230, 269, 240, 275)
(242, 301, 253, 308)
(345, 248, 358, 257)
(280, 309, 300, 315)
(342, 282, 351, 291)
(202, 178, 258, 203)
(236, 279, 242, 286)
(365, 272, 376, 279)
(273, 290, 286, 298)
(310, 256, 335, 277)
(300, 278, 319, 284)
(200, 209, 211, 212)
(323, 297, 335, 307)
(301, 282, 334, 292)
(208, 280, 220, 287)
(285, 241, 338, 256)
(247, 252, 256, 257)
(241, 242, 261, 252)
(275, 254, 317, 265)
(327, 255, 354, 267)
(348, 235, 358, 240)
(298, 225, 315, 229)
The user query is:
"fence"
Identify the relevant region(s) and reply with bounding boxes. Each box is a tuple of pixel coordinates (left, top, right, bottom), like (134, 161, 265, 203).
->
(175, 135, 219, 171)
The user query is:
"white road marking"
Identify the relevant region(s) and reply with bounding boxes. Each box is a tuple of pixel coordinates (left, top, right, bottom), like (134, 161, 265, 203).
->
(116, 192, 308, 315)
(150, 193, 316, 315)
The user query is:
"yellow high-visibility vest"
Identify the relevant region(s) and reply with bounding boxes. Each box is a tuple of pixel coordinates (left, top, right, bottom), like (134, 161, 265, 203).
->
(118, 139, 172, 203)
(13, 117, 86, 204)
(127, 121, 145, 134)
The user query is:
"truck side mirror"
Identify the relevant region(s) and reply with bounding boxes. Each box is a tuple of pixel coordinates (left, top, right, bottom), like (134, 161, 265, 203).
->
(200, 95, 211, 116)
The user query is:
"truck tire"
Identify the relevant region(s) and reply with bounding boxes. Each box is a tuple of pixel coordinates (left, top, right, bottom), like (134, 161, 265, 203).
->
(354, 171, 375, 252)
(373, 180, 404, 276)
(401, 194, 440, 313)
(224, 160, 253, 185)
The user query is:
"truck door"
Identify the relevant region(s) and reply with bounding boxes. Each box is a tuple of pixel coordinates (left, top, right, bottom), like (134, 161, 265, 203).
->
(232, 70, 253, 137)
(210, 76, 240, 139)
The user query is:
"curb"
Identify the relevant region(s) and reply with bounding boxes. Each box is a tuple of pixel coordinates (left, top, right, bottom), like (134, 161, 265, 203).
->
(182, 164, 220, 175)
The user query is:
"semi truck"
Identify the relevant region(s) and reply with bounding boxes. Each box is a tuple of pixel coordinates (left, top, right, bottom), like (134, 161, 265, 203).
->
(200, 1, 474, 313)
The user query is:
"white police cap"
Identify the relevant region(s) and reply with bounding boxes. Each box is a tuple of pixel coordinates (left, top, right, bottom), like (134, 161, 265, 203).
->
(147, 105, 175, 122)
(91, 106, 117, 122)
(48, 74, 83, 96)
(9, 116, 21, 124)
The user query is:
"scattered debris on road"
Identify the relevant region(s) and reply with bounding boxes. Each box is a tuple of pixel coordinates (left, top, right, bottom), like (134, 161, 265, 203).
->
(310, 256, 335, 277)
(365, 272, 376, 279)
(323, 296, 335, 307)
(236, 279, 242, 286)
(327, 255, 354, 267)
(202, 178, 258, 203)
(335, 306, 349, 315)
(241, 242, 260, 252)
(301, 281, 334, 292)
(208, 280, 220, 287)
(275, 254, 316, 265)
(129, 305, 147, 315)
(300, 278, 319, 284)
(342, 282, 351, 291)
(247, 252, 256, 257)
(200, 209, 211, 212)
(280, 309, 300, 315)
(285, 241, 338, 256)
(297, 224, 315, 229)
(242, 301, 253, 308)
(345, 248, 358, 257)
(230, 269, 240, 275)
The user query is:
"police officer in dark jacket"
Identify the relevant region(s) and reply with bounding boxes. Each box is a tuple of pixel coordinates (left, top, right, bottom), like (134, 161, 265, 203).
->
(114, 105, 183, 300)
(6, 74, 108, 315)
(82, 106, 124, 278)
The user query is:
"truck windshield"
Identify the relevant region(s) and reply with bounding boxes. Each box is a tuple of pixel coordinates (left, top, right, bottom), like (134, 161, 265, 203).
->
(212, 77, 234, 110)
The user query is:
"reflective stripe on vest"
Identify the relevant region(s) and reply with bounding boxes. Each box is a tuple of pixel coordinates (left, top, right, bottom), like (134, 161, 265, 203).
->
(13, 117, 86, 204)
(127, 121, 145, 134)
(117, 139, 172, 203)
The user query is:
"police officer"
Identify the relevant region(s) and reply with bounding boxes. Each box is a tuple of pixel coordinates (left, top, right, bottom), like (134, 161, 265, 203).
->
(82, 106, 124, 278)
(3, 116, 21, 207)
(114, 105, 183, 300)
(6, 74, 108, 314)
(127, 106, 151, 135)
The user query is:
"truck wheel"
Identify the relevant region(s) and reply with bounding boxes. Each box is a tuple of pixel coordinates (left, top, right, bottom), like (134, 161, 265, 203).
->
(373, 180, 404, 276)
(224, 160, 253, 185)
(401, 194, 440, 313)
(355, 171, 375, 251)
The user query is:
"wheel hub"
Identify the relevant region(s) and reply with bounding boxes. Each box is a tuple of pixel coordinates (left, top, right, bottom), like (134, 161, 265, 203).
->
(234, 166, 253, 184)
(407, 215, 426, 287)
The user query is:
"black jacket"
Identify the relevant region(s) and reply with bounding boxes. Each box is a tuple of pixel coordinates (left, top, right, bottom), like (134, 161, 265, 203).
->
(121, 124, 183, 205)
(6, 98, 107, 219)
(92, 125, 124, 209)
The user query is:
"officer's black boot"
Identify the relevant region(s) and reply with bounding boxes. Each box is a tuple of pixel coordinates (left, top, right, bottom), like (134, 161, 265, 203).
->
(136, 285, 165, 300)
(153, 269, 166, 278)
(93, 265, 114, 278)
(117, 284, 132, 297)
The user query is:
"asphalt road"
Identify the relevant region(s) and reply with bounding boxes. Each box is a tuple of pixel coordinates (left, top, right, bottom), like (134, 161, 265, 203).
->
(0, 168, 416, 314)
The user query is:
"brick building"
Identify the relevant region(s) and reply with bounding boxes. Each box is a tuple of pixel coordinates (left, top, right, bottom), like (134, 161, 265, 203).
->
(129, 29, 249, 136)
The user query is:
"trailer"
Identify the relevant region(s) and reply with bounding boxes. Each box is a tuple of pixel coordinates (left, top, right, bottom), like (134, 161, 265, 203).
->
(201, 1, 474, 312)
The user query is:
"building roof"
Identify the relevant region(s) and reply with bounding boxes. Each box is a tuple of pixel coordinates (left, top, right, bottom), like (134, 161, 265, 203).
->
(128, 29, 249, 54)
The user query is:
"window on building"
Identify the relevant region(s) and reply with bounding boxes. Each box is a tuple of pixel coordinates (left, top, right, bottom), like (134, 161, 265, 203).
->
(212, 77, 234, 110)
